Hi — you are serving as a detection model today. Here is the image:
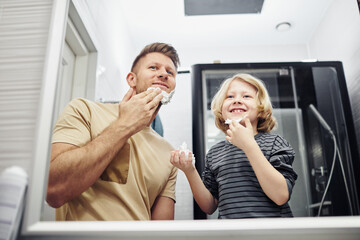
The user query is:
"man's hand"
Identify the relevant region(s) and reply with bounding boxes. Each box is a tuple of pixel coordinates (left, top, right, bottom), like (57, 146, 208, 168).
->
(118, 88, 163, 134)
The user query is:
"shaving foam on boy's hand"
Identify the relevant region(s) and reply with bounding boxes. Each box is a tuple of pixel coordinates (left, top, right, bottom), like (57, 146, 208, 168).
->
(178, 142, 195, 165)
(147, 87, 175, 105)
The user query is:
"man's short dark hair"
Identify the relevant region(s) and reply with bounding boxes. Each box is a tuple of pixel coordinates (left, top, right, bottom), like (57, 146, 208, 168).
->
(131, 42, 180, 72)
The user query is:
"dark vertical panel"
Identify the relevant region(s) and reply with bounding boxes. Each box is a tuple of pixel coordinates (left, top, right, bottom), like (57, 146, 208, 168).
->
(191, 64, 207, 219)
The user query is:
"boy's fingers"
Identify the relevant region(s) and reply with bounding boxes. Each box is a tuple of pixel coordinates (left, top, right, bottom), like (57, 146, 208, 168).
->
(170, 151, 175, 163)
(233, 120, 240, 127)
(179, 151, 186, 161)
(172, 151, 181, 164)
(244, 117, 252, 128)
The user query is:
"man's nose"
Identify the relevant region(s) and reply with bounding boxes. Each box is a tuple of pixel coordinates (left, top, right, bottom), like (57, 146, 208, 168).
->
(157, 68, 169, 79)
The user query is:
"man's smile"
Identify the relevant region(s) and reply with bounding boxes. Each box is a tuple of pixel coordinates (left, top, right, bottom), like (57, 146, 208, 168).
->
(152, 82, 169, 90)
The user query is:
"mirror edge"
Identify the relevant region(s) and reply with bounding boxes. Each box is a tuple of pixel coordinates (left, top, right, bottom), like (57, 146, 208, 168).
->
(21, 0, 69, 235)
(21, 216, 360, 239)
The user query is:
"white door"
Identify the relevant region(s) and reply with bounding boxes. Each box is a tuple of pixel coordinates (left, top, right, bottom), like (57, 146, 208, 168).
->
(44, 42, 75, 221)
(53, 41, 76, 123)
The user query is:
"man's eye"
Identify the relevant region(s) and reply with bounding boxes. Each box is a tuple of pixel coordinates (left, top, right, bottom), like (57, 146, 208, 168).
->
(167, 71, 174, 76)
(149, 66, 156, 70)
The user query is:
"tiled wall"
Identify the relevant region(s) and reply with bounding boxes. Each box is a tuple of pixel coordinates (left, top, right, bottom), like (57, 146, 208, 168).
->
(349, 73, 360, 156)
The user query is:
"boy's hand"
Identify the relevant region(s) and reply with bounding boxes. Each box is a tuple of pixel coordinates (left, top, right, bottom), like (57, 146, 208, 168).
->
(225, 117, 256, 150)
(170, 150, 195, 174)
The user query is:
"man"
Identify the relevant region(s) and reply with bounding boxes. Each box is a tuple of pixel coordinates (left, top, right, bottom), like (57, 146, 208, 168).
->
(46, 42, 180, 221)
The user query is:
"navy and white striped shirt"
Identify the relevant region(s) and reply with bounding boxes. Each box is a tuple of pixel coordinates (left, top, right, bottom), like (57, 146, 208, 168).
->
(202, 132, 297, 219)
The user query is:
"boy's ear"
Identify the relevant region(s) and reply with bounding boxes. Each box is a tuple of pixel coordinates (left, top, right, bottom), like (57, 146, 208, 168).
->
(126, 72, 136, 88)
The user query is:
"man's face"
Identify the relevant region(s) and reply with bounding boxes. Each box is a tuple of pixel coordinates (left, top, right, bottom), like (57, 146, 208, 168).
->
(131, 52, 176, 94)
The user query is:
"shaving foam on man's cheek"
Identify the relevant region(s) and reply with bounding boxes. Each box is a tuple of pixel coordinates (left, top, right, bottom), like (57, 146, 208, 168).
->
(147, 87, 175, 105)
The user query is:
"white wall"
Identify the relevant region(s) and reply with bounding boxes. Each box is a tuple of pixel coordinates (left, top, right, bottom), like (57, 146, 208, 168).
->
(74, 0, 135, 103)
(159, 73, 194, 219)
(178, 44, 309, 69)
(308, 0, 360, 81)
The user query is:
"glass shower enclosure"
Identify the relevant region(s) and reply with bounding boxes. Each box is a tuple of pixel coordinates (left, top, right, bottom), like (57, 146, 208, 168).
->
(191, 61, 359, 219)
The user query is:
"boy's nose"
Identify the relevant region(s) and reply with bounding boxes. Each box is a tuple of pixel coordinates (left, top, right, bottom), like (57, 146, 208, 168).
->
(232, 98, 242, 104)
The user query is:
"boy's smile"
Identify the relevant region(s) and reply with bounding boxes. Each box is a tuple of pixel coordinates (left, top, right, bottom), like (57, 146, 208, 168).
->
(221, 79, 259, 129)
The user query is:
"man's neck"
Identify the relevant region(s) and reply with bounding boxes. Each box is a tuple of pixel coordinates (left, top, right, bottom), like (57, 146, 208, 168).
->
(148, 104, 162, 126)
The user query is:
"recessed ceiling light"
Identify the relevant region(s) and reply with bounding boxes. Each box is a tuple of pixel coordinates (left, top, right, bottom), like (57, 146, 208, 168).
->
(275, 22, 291, 32)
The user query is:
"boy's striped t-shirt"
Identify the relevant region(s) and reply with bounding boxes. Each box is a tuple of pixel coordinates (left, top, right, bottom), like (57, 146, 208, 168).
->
(202, 132, 297, 219)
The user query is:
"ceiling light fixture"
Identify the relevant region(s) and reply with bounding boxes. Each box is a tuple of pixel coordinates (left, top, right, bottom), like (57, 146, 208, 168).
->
(275, 22, 291, 32)
(184, 0, 264, 16)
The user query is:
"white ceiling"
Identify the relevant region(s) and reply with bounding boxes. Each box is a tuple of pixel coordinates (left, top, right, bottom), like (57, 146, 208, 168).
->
(113, 0, 335, 50)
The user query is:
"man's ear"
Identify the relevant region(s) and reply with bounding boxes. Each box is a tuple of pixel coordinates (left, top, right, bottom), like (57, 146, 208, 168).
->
(126, 72, 137, 88)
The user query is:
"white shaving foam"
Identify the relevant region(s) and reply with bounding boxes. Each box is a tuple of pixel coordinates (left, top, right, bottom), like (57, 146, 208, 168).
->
(147, 87, 175, 105)
(225, 117, 244, 125)
(178, 142, 195, 165)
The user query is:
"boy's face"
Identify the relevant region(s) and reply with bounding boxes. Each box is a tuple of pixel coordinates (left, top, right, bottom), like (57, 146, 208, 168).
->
(129, 52, 176, 94)
(221, 79, 259, 128)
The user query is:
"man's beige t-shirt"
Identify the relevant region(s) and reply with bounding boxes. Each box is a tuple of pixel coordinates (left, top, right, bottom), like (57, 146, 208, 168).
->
(52, 98, 177, 220)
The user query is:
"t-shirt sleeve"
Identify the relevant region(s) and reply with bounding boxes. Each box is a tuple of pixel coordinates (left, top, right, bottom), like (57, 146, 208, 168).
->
(52, 98, 92, 147)
(159, 165, 178, 202)
(202, 153, 219, 200)
(269, 135, 298, 198)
